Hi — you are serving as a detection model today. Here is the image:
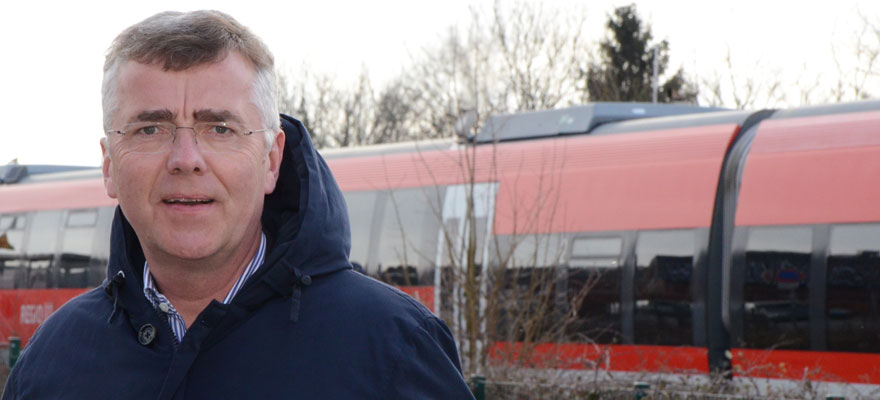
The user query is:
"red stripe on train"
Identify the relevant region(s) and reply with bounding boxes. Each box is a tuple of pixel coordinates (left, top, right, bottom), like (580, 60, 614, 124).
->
(732, 348, 880, 384)
(0, 289, 88, 347)
(397, 286, 435, 312)
(489, 341, 880, 385)
(489, 342, 708, 373)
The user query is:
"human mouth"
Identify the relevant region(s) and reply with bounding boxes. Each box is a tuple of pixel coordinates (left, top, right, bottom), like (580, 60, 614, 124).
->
(162, 197, 215, 206)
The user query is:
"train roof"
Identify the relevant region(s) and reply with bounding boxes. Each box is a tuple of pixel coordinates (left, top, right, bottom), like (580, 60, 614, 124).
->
(768, 99, 880, 120)
(474, 102, 728, 143)
(589, 109, 755, 135)
(0, 164, 101, 185)
(320, 138, 457, 160)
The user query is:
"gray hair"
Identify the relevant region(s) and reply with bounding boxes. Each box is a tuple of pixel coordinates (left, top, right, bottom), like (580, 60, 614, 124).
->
(102, 10, 280, 151)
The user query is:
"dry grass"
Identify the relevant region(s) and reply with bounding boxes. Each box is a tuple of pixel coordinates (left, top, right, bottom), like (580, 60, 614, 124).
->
(473, 365, 880, 400)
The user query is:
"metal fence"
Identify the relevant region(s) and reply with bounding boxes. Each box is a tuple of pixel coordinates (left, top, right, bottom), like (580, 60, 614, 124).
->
(469, 375, 855, 400)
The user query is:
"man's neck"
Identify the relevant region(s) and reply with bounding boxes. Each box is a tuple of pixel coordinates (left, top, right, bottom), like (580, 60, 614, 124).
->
(144, 231, 263, 328)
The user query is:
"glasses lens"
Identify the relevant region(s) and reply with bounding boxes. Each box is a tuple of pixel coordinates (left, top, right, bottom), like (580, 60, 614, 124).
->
(120, 122, 174, 153)
(195, 122, 246, 152)
(113, 122, 260, 153)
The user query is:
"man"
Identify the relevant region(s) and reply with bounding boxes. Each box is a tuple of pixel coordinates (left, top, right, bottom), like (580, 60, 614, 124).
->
(3, 10, 473, 399)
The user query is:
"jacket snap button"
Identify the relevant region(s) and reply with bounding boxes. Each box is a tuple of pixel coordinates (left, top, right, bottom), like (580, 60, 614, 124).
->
(301, 275, 312, 286)
(138, 324, 157, 346)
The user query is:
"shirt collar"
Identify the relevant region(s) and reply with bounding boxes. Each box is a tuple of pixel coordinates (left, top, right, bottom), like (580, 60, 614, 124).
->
(143, 232, 267, 308)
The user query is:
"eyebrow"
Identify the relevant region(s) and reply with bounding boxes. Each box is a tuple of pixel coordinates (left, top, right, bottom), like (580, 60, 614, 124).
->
(193, 109, 242, 124)
(132, 109, 174, 123)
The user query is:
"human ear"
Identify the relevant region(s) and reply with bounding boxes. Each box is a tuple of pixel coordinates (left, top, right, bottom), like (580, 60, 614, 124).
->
(264, 130, 285, 195)
(101, 137, 118, 199)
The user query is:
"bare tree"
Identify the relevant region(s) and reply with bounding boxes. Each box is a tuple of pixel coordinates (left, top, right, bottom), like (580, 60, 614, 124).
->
(338, 70, 375, 147)
(699, 12, 880, 109)
(698, 48, 785, 109)
(370, 80, 416, 144)
(279, 67, 381, 148)
(276, 69, 311, 133)
(277, 67, 341, 147)
(401, 23, 495, 141)
(490, 0, 586, 111)
(831, 12, 880, 102)
(278, 1, 591, 148)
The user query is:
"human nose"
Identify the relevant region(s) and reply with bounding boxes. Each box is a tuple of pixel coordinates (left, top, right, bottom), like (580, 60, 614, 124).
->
(165, 127, 207, 175)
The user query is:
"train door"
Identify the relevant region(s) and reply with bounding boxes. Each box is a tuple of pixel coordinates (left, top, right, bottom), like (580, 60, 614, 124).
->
(434, 182, 498, 369)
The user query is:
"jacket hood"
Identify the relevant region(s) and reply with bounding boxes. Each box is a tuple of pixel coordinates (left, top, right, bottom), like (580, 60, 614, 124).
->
(102, 114, 352, 315)
(260, 115, 352, 276)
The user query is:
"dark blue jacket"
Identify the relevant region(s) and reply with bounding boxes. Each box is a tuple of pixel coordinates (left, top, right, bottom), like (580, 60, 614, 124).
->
(3, 116, 474, 399)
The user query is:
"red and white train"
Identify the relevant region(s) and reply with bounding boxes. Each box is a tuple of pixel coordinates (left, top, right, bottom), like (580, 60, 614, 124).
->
(2, 100, 879, 387)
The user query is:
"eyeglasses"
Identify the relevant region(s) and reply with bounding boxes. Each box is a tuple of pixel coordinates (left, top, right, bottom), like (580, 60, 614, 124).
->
(106, 121, 267, 153)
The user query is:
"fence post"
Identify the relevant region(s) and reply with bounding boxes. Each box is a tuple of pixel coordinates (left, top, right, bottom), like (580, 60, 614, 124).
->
(8, 337, 20, 369)
(633, 381, 650, 400)
(470, 375, 486, 400)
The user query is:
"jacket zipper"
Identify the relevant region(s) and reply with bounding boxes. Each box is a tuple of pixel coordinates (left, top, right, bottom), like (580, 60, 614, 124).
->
(156, 308, 180, 351)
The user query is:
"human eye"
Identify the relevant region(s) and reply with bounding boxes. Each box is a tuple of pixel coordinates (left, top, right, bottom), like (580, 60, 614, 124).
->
(130, 123, 169, 137)
(200, 123, 239, 137)
(139, 125, 159, 135)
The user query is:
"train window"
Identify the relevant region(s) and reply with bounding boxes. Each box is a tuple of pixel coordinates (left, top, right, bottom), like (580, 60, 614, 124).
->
(486, 233, 568, 344)
(342, 191, 378, 273)
(492, 234, 567, 269)
(569, 237, 621, 268)
(0, 214, 27, 289)
(23, 210, 64, 288)
(58, 209, 99, 288)
(826, 224, 880, 353)
(61, 210, 97, 254)
(634, 229, 695, 346)
(568, 236, 623, 343)
(66, 209, 98, 227)
(0, 215, 26, 231)
(741, 226, 812, 350)
(375, 188, 443, 286)
(87, 206, 115, 285)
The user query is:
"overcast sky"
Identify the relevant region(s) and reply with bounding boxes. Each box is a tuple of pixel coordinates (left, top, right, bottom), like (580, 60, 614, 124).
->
(1, 0, 878, 167)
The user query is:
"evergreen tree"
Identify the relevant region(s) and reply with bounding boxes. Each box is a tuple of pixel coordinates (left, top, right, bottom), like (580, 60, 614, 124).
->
(584, 5, 697, 103)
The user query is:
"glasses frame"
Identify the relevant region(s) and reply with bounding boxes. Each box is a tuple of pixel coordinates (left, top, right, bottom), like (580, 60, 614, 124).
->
(105, 121, 268, 153)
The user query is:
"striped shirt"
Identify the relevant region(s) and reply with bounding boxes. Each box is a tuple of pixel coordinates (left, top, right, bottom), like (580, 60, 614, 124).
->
(142, 233, 267, 343)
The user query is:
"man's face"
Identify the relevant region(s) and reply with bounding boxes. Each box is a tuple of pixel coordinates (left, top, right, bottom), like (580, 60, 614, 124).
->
(101, 53, 284, 263)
